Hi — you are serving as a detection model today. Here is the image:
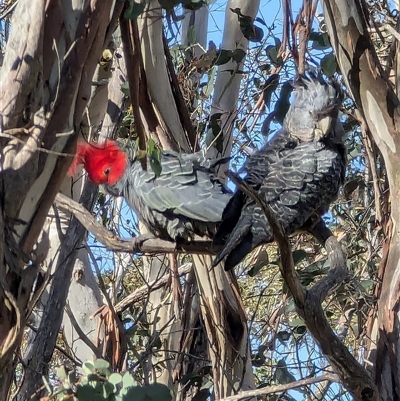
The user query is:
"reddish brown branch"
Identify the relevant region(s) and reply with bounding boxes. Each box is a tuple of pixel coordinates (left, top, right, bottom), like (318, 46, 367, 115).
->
(120, 11, 147, 170)
(218, 373, 338, 401)
(162, 34, 198, 152)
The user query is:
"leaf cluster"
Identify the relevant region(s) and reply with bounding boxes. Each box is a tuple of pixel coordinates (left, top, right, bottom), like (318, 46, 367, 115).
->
(40, 359, 172, 401)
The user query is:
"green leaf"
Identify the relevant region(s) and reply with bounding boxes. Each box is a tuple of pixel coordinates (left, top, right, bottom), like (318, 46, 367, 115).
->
(147, 138, 156, 154)
(103, 381, 115, 398)
(255, 17, 268, 27)
(206, 113, 223, 153)
(68, 370, 76, 385)
(182, 0, 207, 11)
(179, 372, 203, 386)
(202, 67, 216, 98)
(42, 376, 53, 395)
(122, 383, 172, 401)
(262, 73, 279, 109)
(158, 0, 180, 9)
(343, 177, 361, 198)
(310, 31, 331, 49)
(265, 44, 283, 66)
(94, 359, 110, 375)
(87, 373, 100, 382)
(214, 49, 233, 66)
(273, 81, 292, 123)
(321, 52, 337, 78)
(192, 389, 211, 401)
(274, 36, 282, 49)
(146, 139, 162, 177)
(289, 317, 305, 328)
(276, 330, 291, 342)
(360, 279, 373, 291)
(120, 82, 130, 97)
(248, 250, 269, 277)
(124, 1, 146, 20)
(274, 359, 296, 384)
(186, 26, 197, 45)
(293, 325, 307, 335)
(76, 385, 105, 401)
(150, 153, 162, 177)
(83, 361, 95, 375)
(122, 371, 137, 390)
(231, 49, 246, 64)
(109, 373, 123, 386)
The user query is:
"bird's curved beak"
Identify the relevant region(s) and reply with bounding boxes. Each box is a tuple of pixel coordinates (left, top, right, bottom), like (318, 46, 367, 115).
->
(318, 115, 332, 137)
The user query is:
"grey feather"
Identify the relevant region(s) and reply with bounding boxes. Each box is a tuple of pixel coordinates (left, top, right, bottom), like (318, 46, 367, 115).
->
(105, 149, 232, 240)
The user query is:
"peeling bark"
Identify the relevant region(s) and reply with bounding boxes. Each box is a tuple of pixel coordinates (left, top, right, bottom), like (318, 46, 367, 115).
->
(0, 0, 116, 395)
(322, 0, 400, 398)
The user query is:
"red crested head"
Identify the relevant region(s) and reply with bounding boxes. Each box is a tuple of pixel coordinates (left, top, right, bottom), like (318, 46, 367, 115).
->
(68, 140, 128, 185)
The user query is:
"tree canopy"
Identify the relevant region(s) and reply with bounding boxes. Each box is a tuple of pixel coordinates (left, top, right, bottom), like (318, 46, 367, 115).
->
(0, 0, 398, 400)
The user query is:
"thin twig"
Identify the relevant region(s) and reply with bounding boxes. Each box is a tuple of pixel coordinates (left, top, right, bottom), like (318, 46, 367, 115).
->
(26, 323, 82, 367)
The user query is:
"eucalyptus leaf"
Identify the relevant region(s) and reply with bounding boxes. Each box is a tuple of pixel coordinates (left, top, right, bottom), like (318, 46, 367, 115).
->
(83, 361, 95, 375)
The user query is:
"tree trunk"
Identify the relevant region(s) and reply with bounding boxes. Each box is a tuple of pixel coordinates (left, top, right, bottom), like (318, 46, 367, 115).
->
(322, 0, 400, 399)
(207, 0, 261, 178)
(135, 2, 257, 398)
(0, 0, 118, 396)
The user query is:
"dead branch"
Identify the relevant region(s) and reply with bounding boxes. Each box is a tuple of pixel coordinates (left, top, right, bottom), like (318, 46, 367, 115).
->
(54, 193, 219, 255)
(228, 173, 378, 401)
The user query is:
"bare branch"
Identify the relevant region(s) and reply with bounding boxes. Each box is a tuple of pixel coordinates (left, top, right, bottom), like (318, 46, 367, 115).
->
(227, 172, 379, 400)
(54, 193, 219, 255)
(218, 373, 338, 401)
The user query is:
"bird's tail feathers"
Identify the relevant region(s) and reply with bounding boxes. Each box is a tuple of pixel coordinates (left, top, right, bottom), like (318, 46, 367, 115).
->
(223, 232, 265, 271)
(213, 192, 246, 245)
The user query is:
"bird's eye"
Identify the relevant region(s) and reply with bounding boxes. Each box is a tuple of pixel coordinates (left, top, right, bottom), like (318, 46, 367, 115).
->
(104, 168, 110, 176)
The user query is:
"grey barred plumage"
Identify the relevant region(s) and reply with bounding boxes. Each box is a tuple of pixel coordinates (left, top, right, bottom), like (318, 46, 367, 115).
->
(212, 72, 346, 270)
(105, 149, 232, 241)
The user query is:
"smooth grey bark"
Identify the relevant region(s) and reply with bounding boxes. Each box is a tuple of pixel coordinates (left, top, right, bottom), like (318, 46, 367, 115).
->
(322, 0, 400, 399)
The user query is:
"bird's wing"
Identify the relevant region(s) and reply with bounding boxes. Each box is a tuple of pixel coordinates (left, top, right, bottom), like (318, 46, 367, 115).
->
(126, 151, 231, 223)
